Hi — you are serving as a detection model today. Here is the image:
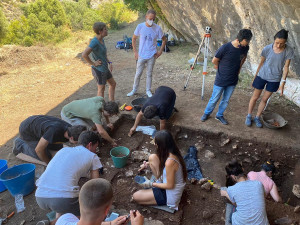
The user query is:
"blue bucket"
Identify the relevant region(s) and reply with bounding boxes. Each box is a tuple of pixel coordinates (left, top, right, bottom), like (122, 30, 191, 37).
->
(0, 163, 35, 196)
(0, 160, 8, 192)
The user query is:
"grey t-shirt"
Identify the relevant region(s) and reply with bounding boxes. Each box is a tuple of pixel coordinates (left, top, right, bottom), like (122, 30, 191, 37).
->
(258, 44, 294, 82)
(227, 180, 269, 225)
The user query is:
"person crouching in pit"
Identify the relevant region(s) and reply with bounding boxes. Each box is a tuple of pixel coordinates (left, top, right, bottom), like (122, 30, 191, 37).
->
(132, 130, 187, 210)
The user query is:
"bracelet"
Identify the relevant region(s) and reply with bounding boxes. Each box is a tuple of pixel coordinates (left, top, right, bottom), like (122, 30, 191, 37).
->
(281, 79, 286, 82)
(108, 61, 112, 64)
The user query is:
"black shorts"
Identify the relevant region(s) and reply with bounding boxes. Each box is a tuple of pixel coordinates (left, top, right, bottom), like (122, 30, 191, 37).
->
(92, 68, 112, 85)
(152, 187, 167, 206)
(252, 76, 280, 92)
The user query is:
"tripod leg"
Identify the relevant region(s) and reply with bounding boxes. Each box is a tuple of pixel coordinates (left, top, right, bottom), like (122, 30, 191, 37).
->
(201, 36, 210, 99)
(183, 37, 205, 90)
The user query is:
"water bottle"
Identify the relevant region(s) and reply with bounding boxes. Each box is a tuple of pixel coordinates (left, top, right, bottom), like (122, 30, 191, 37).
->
(15, 194, 25, 213)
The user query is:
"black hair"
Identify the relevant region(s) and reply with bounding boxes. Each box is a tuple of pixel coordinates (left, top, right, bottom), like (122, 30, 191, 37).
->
(225, 159, 244, 187)
(78, 131, 101, 147)
(154, 130, 187, 181)
(274, 29, 289, 40)
(262, 159, 276, 173)
(103, 101, 119, 115)
(236, 29, 253, 42)
(143, 105, 158, 119)
(67, 125, 87, 141)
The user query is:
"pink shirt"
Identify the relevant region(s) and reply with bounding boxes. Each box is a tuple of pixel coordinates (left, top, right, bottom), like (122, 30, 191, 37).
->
(247, 171, 274, 195)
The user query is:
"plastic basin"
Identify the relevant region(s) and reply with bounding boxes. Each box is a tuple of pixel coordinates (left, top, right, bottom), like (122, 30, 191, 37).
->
(0, 159, 8, 192)
(110, 147, 130, 168)
(0, 163, 35, 196)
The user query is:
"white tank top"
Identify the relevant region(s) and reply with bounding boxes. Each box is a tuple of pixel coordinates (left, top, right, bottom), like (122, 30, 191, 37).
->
(162, 157, 186, 210)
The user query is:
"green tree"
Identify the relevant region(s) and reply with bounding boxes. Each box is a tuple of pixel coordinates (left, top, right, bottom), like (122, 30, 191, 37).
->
(23, 0, 68, 27)
(0, 7, 7, 44)
(124, 0, 148, 13)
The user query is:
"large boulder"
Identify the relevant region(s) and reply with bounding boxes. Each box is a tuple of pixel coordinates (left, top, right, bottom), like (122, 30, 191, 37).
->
(155, 0, 300, 106)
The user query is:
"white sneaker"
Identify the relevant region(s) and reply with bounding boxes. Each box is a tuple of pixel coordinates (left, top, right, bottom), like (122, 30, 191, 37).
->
(146, 90, 152, 97)
(127, 90, 136, 97)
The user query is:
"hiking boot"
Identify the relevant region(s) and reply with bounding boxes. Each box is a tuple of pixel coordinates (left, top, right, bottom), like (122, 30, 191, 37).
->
(245, 115, 252, 127)
(215, 116, 228, 125)
(127, 90, 136, 97)
(146, 90, 152, 98)
(201, 114, 209, 122)
(253, 116, 263, 128)
(12, 138, 23, 155)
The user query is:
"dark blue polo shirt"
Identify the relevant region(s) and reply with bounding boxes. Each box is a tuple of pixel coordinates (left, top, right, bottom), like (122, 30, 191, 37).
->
(214, 42, 249, 87)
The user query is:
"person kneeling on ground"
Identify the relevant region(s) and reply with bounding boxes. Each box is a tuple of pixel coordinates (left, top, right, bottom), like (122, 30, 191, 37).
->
(36, 131, 103, 225)
(221, 159, 269, 225)
(133, 130, 187, 210)
(56, 178, 144, 225)
(248, 160, 282, 202)
(13, 115, 86, 164)
(128, 86, 176, 137)
(61, 96, 119, 146)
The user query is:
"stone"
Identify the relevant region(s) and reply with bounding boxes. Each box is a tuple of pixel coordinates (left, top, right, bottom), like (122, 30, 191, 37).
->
(243, 158, 252, 164)
(202, 210, 214, 219)
(131, 151, 151, 162)
(266, 148, 272, 154)
(274, 162, 281, 168)
(232, 144, 238, 149)
(125, 170, 134, 177)
(20, 220, 26, 225)
(220, 138, 230, 147)
(252, 155, 260, 162)
(248, 143, 253, 146)
(198, 178, 208, 185)
(292, 184, 300, 198)
(294, 205, 300, 213)
(201, 182, 212, 191)
(144, 219, 164, 225)
(205, 150, 215, 159)
(195, 142, 205, 150)
(190, 178, 197, 184)
(117, 179, 126, 186)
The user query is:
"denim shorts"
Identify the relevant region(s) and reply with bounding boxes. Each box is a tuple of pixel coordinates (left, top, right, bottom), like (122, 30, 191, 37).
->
(152, 187, 167, 206)
(252, 76, 280, 92)
(92, 68, 112, 85)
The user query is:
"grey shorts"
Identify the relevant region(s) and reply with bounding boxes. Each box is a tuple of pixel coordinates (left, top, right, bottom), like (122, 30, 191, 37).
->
(92, 68, 112, 85)
(36, 196, 80, 216)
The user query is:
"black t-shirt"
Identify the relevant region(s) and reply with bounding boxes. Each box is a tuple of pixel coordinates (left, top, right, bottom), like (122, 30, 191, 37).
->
(214, 42, 249, 87)
(142, 86, 176, 120)
(20, 115, 71, 144)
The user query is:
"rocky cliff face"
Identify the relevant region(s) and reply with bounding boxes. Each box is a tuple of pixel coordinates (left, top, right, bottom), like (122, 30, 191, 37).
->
(156, 0, 300, 106)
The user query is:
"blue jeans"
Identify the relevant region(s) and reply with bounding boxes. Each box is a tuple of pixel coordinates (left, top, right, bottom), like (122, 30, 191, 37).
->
(204, 85, 236, 117)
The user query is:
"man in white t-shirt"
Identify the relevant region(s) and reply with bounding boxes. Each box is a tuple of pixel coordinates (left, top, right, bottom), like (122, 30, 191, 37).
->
(56, 178, 144, 225)
(127, 9, 167, 98)
(35, 131, 103, 225)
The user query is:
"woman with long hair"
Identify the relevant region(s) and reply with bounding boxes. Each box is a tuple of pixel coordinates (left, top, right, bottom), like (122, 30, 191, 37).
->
(245, 29, 294, 128)
(132, 130, 187, 210)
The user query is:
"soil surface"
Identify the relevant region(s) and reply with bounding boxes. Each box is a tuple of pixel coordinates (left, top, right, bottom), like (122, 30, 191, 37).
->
(0, 17, 300, 224)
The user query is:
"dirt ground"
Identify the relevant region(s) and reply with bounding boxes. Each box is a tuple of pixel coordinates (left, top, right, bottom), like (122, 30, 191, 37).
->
(0, 17, 300, 224)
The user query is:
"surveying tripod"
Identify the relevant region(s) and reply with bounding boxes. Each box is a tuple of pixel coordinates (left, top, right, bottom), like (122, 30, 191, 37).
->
(183, 26, 212, 100)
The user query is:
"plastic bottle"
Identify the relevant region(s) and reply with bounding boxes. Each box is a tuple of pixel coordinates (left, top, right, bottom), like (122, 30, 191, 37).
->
(15, 194, 25, 213)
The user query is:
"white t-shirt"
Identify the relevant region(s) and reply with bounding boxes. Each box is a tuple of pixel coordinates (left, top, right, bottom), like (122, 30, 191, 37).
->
(35, 146, 102, 198)
(134, 22, 164, 59)
(56, 213, 79, 225)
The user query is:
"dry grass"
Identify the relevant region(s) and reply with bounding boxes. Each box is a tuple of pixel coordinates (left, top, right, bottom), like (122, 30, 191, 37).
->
(0, 31, 94, 145)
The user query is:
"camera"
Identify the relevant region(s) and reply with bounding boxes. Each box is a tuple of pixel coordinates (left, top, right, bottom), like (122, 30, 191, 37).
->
(205, 26, 212, 33)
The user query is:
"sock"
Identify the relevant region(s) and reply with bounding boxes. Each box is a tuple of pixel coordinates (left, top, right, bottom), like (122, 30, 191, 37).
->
(247, 114, 252, 117)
